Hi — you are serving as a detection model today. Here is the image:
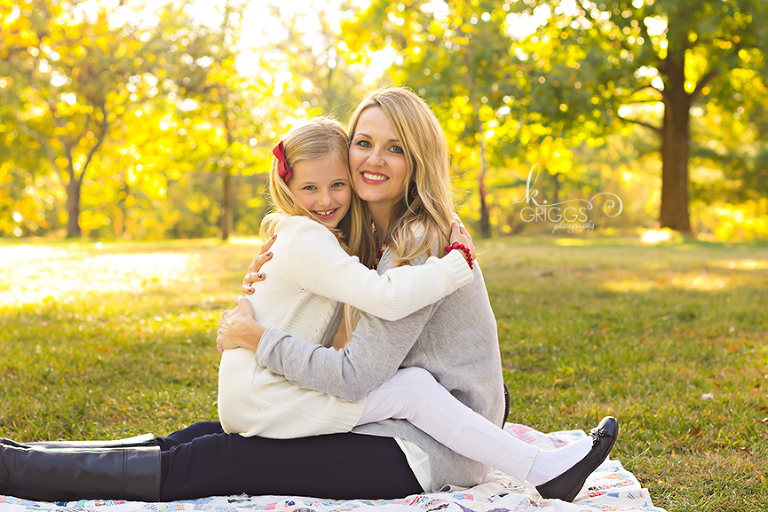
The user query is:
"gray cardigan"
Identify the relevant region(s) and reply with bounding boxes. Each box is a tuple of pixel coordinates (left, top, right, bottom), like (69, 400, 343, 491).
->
(256, 260, 505, 491)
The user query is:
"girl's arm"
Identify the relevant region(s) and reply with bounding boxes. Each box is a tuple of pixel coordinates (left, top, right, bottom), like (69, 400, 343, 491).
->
(275, 216, 473, 321)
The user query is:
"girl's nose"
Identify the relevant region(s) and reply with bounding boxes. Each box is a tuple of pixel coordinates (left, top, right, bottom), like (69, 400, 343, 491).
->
(317, 189, 332, 206)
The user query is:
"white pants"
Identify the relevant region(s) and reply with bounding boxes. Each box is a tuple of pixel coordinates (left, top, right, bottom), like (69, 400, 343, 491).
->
(357, 367, 539, 483)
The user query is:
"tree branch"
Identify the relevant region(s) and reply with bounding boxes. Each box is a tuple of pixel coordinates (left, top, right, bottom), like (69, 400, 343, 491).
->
(73, 111, 94, 151)
(690, 69, 719, 101)
(617, 114, 662, 134)
(638, 18, 653, 47)
(626, 83, 664, 100)
(13, 115, 58, 165)
(77, 104, 110, 185)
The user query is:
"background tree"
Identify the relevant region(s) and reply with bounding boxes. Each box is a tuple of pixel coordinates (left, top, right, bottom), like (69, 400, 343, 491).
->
(0, 0, 189, 237)
(167, 0, 255, 241)
(512, 0, 768, 233)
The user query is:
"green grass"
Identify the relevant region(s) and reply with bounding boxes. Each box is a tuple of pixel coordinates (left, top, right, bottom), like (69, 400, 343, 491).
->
(1, 236, 767, 510)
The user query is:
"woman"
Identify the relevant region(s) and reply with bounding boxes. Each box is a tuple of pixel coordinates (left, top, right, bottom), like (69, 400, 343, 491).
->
(220, 87, 617, 502)
(0, 88, 616, 504)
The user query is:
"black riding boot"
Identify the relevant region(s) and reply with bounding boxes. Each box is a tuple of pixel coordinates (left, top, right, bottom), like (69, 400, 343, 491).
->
(0, 442, 160, 502)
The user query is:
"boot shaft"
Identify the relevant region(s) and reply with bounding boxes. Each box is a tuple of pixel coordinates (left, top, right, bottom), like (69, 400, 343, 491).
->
(0, 443, 160, 502)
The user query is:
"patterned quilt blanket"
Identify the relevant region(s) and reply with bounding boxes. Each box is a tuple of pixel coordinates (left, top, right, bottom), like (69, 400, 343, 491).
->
(0, 424, 666, 512)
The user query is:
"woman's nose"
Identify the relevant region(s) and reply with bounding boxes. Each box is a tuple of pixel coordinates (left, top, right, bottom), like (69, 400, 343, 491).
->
(367, 149, 385, 167)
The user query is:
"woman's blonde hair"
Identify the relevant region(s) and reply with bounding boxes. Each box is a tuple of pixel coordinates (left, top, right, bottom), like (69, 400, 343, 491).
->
(260, 117, 377, 268)
(348, 87, 455, 267)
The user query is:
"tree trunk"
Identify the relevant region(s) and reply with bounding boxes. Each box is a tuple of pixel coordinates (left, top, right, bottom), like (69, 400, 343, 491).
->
(659, 51, 692, 233)
(221, 112, 234, 241)
(65, 174, 81, 238)
(477, 136, 491, 238)
(466, 87, 491, 238)
(221, 167, 232, 241)
(116, 169, 130, 239)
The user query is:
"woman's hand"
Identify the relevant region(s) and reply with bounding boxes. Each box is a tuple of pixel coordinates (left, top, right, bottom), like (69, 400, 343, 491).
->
(216, 297, 266, 354)
(242, 235, 276, 295)
(449, 218, 475, 261)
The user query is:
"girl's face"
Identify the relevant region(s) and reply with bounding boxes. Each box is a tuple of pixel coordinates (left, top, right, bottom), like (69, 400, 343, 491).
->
(349, 107, 408, 212)
(287, 157, 352, 230)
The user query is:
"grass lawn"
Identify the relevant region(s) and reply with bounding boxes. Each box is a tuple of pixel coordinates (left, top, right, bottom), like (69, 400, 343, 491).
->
(1, 236, 766, 511)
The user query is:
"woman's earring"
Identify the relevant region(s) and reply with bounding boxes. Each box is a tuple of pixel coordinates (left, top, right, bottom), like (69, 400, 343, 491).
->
(410, 182, 418, 197)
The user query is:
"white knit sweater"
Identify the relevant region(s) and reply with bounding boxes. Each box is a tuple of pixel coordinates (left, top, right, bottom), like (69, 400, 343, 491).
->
(218, 215, 473, 438)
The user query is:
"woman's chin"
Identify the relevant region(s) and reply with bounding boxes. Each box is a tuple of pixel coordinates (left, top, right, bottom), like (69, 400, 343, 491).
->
(357, 193, 399, 211)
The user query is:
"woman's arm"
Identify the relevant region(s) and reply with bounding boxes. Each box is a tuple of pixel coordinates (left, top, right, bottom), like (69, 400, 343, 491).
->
(254, 301, 437, 402)
(216, 298, 265, 354)
(271, 216, 473, 321)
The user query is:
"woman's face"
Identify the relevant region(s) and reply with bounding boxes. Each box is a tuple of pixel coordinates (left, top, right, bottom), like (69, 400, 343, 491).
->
(349, 107, 408, 213)
(287, 157, 352, 230)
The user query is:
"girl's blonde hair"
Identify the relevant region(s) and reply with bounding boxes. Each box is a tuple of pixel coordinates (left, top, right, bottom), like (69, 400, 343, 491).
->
(260, 117, 377, 268)
(348, 87, 455, 267)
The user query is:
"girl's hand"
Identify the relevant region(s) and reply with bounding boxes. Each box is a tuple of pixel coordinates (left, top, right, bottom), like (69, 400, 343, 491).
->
(216, 297, 266, 353)
(242, 235, 276, 295)
(449, 219, 475, 261)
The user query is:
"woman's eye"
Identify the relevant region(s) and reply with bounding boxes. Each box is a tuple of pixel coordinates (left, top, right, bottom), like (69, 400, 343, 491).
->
(356, 140, 372, 148)
(390, 145, 404, 154)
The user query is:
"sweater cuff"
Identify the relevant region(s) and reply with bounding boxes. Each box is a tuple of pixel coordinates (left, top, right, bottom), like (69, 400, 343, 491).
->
(436, 250, 474, 289)
(255, 327, 285, 372)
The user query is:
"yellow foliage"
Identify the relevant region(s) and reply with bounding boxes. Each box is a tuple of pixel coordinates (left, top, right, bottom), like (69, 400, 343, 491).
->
(695, 199, 768, 242)
(64, 24, 81, 40)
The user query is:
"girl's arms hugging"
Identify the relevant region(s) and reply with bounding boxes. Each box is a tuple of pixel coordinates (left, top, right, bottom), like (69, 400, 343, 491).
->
(267, 215, 473, 320)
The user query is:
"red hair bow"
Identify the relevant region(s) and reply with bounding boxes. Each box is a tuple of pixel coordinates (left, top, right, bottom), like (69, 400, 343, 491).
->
(272, 141, 292, 183)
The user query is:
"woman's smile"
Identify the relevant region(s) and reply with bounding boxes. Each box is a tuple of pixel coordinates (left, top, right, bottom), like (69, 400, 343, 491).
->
(360, 171, 390, 184)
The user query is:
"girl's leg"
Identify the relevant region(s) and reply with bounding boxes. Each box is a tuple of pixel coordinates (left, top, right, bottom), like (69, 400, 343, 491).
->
(356, 367, 592, 486)
(160, 431, 422, 501)
(154, 421, 225, 451)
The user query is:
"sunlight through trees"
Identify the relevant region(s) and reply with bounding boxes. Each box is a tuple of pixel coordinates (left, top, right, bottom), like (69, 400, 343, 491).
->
(1, 0, 766, 241)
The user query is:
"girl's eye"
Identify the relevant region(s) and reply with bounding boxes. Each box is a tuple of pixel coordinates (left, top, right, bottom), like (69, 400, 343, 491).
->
(302, 185, 316, 191)
(331, 182, 347, 188)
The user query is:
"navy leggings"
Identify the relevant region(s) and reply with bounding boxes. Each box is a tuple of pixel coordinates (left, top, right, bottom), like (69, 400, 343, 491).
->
(156, 421, 423, 501)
